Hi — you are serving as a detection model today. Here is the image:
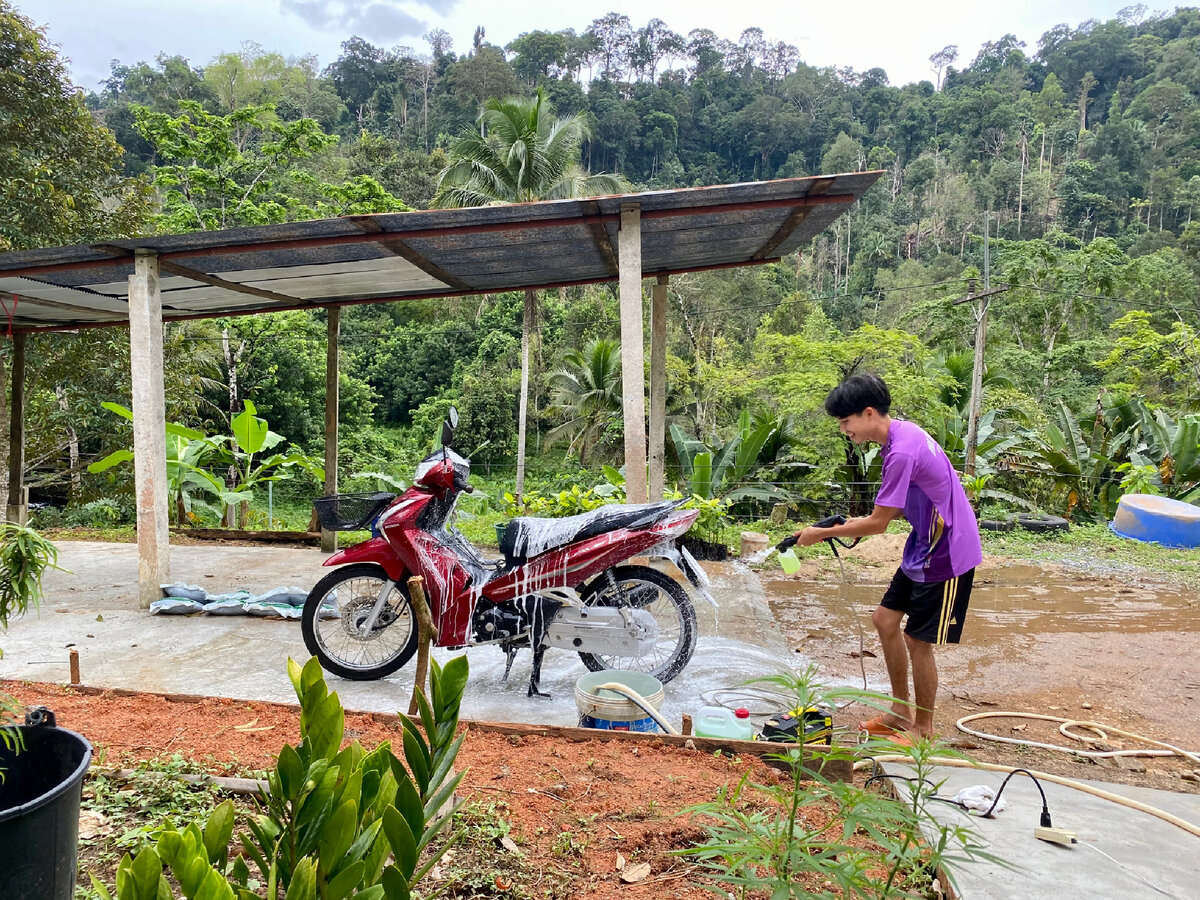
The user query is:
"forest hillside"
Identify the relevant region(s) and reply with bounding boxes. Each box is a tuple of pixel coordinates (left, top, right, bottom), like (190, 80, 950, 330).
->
(4, 2, 1200, 532)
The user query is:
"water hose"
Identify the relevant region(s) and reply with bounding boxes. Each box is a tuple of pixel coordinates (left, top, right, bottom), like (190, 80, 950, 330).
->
(853, 754, 1200, 840)
(955, 711, 1200, 766)
(593, 682, 680, 735)
(776, 517, 869, 692)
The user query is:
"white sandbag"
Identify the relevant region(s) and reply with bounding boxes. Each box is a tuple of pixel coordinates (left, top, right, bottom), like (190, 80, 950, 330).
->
(203, 598, 248, 615)
(245, 601, 300, 619)
(150, 597, 204, 615)
(160, 583, 207, 602)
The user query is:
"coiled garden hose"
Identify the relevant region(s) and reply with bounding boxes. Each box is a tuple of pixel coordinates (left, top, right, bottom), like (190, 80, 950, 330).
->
(955, 711, 1200, 766)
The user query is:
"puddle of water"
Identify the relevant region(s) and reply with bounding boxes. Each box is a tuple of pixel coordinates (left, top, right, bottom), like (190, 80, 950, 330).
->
(763, 563, 1200, 642)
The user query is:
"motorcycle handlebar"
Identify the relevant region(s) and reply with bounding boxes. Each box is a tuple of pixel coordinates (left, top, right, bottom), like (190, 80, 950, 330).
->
(453, 471, 474, 494)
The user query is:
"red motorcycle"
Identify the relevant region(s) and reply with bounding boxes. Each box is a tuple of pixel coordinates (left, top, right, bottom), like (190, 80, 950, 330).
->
(302, 408, 713, 697)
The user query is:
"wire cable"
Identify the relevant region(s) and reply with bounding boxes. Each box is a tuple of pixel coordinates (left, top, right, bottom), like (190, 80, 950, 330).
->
(1076, 842, 1182, 898)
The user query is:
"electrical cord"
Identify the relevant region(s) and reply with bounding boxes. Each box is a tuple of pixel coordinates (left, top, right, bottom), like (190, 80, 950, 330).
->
(861, 760, 1048, 821)
(862, 772, 974, 812)
(852, 755, 1200, 839)
(978, 767, 1051, 824)
(863, 757, 1186, 896)
(1076, 843, 1182, 899)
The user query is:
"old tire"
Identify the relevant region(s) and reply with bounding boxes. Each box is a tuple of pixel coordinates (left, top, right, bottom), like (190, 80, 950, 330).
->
(302, 564, 418, 680)
(1014, 513, 1070, 534)
(978, 518, 1014, 532)
(577, 565, 697, 684)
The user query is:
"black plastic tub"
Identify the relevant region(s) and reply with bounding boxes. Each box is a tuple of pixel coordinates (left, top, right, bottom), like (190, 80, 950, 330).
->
(0, 725, 93, 900)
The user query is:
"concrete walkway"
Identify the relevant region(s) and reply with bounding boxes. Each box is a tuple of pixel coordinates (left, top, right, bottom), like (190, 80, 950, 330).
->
(881, 761, 1200, 898)
(0, 542, 798, 729)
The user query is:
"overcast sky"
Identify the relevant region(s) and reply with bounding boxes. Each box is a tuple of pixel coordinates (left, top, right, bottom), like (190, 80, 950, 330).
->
(18, 0, 1137, 91)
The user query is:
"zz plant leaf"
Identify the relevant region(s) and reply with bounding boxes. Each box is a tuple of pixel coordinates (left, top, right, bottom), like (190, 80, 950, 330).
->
(95, 655, 469, 900)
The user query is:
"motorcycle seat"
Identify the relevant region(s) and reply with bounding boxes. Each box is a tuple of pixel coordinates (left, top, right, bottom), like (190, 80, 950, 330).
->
(499, 500, 683, 566)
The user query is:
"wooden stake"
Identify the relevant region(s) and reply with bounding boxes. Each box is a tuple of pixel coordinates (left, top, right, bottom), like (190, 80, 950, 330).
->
(407, 575, 437, 716)
(69, 648, 80, 685)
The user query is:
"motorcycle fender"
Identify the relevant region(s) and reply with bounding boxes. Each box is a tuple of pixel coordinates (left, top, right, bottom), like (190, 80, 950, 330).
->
(323, 537, 407, 581)
(648, 541, 717, 608)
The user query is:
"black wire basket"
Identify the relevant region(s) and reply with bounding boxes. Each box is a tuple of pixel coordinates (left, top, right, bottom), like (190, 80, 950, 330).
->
(312, 492, 396, 531)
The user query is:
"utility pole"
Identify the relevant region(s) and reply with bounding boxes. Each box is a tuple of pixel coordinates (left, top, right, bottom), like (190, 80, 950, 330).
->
(956, 210, 1007, 476)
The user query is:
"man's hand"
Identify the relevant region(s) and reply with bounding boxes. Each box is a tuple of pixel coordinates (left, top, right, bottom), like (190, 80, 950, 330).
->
(793, 526, 832, 548)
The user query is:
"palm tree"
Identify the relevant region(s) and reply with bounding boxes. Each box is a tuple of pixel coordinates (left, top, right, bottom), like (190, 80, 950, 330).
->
(929, 350, 1010, 412)
(434, 90, 627, 498)
(544, 338, 623, 466)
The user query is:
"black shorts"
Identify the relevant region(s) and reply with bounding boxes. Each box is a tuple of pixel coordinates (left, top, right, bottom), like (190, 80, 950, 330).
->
(880, 568, 975, 645)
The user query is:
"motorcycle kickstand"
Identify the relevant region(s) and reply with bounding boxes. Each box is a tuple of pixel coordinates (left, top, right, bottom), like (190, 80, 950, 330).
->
(501, 644, 519, 685)
(527, 643, 551, 699)
(526, 597, 564, 700)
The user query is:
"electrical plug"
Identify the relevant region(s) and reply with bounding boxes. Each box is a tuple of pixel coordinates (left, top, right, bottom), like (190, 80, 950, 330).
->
(1034, 826, 1077, 845)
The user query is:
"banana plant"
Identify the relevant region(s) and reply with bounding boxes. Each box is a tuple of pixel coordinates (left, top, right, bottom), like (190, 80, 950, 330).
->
(1021, 399, 1128, 520)
(89, 400, 324, 528)
(208, 400, 324, 527)
(1119, 402, 1200, 500)
(670, 409, 790, 504)
(88, 402, 221, 526)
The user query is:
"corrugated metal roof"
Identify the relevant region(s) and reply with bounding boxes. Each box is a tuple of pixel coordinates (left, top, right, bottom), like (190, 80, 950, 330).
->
(0, 172, 881, 332)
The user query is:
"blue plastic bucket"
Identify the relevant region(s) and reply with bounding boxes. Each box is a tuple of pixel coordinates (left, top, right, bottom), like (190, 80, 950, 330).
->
(575, 671, 664, 733)
(1111, 494, 1200, 548)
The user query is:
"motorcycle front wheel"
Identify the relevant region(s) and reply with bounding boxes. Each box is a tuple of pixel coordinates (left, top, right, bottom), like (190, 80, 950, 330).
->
(577, 565, 697, 684)
(301, 563, 418, 680)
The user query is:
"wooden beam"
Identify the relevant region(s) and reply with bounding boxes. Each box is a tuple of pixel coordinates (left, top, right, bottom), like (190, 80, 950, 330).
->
(6, 332, 26, 524)
(14, 256, 783, 334)
(321, 307, 340, 553)
(648, 275, 668, 500)
(128, 251, 169, 607)
(158, 259, 304, 306)
(344, 215, 473, 292)
(0, 289, 119, 318)
(618, 203, 648, 504)
(752, 176, 834, 260)
(753, 206, 812, 260)
(582, 200, 619, 276)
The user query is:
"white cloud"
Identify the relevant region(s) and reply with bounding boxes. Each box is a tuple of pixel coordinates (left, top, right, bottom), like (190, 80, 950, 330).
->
(280, 0, 430, 42)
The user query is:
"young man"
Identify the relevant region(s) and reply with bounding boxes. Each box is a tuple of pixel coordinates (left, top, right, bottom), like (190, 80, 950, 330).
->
(792, 373, 981, 741)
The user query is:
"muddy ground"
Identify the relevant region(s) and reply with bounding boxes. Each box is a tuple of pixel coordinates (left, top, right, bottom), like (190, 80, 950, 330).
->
(762, 534, 1200, 794)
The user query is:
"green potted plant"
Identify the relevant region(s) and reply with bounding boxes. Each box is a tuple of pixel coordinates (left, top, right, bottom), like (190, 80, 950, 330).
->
(0, 521, 92, 900)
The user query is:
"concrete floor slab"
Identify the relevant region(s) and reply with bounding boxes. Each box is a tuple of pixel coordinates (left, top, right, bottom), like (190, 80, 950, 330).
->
(1, 542, 800, 732)
(880, 761, 1200, 898)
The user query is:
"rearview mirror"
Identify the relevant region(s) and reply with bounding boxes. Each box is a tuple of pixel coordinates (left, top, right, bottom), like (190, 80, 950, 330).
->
(441, 406, 459, 449)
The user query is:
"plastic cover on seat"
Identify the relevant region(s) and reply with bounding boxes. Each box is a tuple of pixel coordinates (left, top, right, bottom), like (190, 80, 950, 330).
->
(498, 501, 682, 565)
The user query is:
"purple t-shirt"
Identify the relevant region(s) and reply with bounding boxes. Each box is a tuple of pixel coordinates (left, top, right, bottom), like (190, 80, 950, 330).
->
(875, 419, 982, 582)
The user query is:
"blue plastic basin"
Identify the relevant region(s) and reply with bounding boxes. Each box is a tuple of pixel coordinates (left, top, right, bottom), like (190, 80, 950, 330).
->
(1110, 494, 1200, 548)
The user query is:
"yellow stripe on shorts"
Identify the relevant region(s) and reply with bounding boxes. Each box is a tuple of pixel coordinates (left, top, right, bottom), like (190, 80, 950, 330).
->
(938, 576, 958, 644)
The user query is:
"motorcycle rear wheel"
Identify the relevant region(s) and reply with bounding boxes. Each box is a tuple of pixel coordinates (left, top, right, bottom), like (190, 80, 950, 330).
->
(577, 565, 697, 684)
(302, 563, 418, 680)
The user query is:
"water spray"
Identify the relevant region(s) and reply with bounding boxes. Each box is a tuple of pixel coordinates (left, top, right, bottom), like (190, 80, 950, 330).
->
(775, 516, 870, 691)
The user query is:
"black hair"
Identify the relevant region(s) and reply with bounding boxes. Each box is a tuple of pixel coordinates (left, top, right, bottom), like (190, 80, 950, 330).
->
(824, 374, 891, 418)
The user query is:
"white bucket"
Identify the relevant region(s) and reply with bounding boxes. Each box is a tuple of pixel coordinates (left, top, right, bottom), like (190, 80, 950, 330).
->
(575, 671, 665, 733)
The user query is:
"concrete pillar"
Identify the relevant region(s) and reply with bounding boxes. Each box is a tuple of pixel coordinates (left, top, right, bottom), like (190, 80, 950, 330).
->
(321, 306, 340, 552)
(128, 251, 169, 608)
(6, 332, 27, 525)
(648, 275, 668, 500)
(618, 203, 648, 504)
